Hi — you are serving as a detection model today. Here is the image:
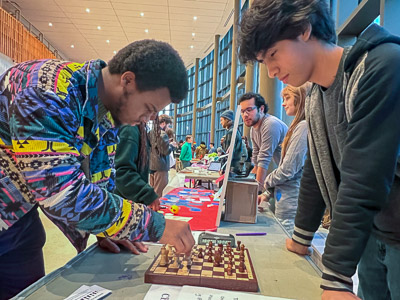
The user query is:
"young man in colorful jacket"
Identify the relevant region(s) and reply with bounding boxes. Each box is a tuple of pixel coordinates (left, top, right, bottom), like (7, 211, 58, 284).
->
(0, 40, 195, 299)
(239, 0, 400, 299)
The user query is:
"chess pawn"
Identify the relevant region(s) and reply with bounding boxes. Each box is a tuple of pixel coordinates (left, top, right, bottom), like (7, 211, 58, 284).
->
(237, 241, 241, 251)
(208, 241, 213, 248)
(239, 260, 246, 273)
(171, 254, 179, 268)
(241, 244, 245, 251)
(198, 248, 204, 258)
(181, 260, 189, 273)
(214, 252, 221, 267)
(227, 264, 233, 276)
(207, 253, 213, 262)
(227, 241, 231, 247)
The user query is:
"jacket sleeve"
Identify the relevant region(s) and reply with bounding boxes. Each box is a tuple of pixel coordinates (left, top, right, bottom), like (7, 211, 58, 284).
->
(265, 121, 308, 188)
(292, 147, 326, 247)
(321, 44, 400, 292)
(251, 129, 259, 166)
(10, 87, 165, 250)
(115, 126, 158, 206)
(157, 131, 173, 156)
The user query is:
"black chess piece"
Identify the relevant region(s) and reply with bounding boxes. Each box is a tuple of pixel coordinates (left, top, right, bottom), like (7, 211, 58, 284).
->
(237, 241, 241, 251)
(198, 248, 204, 258)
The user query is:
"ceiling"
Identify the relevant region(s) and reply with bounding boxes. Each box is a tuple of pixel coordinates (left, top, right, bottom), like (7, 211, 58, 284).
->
(12, 0, 236, 68)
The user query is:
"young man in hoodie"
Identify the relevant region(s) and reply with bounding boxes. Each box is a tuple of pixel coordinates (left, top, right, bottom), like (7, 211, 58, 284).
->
(239, 1, 400, 300)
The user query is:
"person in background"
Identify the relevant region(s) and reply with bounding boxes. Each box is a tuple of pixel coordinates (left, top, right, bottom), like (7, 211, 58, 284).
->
(179, 135, 193, 168)
(258, 83, 311, 234)
(238, 92, 287, 191)
(116, 123, 160, 213)
(195, 141, 208, 159)
(0, 39, 194, 300)
(174, 139, 184, 159)
(239, 0, 400, 299)
(209, 142, 217, 154)
(220, 110, 246, 174)
(149, 114, 176, 197)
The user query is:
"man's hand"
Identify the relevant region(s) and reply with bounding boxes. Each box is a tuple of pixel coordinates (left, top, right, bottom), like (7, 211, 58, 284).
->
(258, 193, 267, 205)
(322, 290, 360, 300)
(97, 237, 148, 255)
(159, 219, 195, 256)
(148, 198, 161, 211)
(286, 238, 312, 256)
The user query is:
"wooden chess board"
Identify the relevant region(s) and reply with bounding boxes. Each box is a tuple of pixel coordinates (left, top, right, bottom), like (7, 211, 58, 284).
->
(144, 244, 259, 292)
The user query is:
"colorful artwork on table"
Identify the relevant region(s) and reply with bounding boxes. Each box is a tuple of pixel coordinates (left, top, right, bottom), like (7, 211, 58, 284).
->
(159, 188, 220, 231)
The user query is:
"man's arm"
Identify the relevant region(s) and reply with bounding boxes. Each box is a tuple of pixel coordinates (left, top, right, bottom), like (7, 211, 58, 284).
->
(265, 121, 308, 188)
(255, 119, 285, 185)
(321, 44, 400, 292)
(11, 88, 166, 249)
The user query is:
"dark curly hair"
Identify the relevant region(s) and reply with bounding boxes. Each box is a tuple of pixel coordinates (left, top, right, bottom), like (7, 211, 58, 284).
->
(108, 40, 188, 103)
(238, 92, 269, 113)
(238, 0, 336, 64)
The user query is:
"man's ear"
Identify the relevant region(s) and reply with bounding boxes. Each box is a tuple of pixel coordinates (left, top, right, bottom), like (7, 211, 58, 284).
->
(301, 23, 312, 42)
(121, 71, 136, 89)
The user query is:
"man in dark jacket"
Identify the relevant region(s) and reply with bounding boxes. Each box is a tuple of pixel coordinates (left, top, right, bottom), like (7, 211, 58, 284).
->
(149, 114, 176, 197)
(239, 1, 400, 300)
(220, 110, 246, 174)
(115, 124, 160, 211)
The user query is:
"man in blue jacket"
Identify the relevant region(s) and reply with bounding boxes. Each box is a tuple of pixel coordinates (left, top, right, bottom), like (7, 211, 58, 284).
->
(239, 1, 400, 299)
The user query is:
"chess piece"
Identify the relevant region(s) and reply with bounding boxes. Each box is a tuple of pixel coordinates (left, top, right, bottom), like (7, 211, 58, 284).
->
(227, 263, 233, 276)
(185, 254, 192, 267)
(207, 253, 213, 262)
(198, 248, 204, 258)
(237, 241, 241, 251)
(208, 241, 213, 248)
(239, 260, 246, 273)
(241, 244, 245, 251)
(214, 251, 221, 267)
(181, 260, 189, 273)
(159, 246, 168, 267)
(171, 254, 179, 268)
(227, 241, 231, 247)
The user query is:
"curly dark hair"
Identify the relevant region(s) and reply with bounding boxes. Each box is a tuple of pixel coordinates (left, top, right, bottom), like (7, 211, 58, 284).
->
(108, 40, 188, 103)
(238, 92, 269, 113)
(238, 0, 336, 64)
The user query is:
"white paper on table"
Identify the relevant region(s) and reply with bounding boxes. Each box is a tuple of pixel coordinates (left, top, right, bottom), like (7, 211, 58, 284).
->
(143, 284, 182, 300)
(177, 286, 295, 300)
(64, 285, 112, 300)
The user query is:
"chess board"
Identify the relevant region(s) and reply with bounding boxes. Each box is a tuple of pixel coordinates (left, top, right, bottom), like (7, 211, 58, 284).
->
(144, 244, 259, 292)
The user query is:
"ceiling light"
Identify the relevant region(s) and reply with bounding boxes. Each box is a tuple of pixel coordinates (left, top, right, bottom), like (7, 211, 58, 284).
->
(86, 8, 90, 13)
(97, 26, 101, 30)
(190, 45, 194, 49)
(140, 12, 144, 17)
(145, 29, 149, 33)
(192, 32, 195, 37)
(113, 51, 117, 54)
(71, 45, 74, 48)
(193, 16, 197, 20)
(48, 22, 53, 27)
(106, 40, 110, 44)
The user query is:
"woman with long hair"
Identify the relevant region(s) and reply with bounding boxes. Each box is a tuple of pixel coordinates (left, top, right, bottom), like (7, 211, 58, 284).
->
(258, 83, 311, 234)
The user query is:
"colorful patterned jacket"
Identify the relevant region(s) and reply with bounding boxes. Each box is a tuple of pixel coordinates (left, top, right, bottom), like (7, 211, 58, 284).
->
(0, 59, 165, 252)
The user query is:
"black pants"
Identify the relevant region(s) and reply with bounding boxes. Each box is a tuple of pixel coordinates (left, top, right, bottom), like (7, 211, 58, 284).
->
(0, 207, 46, 300)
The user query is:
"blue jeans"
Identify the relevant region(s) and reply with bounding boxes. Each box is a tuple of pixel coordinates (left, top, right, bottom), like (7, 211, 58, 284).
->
(358, 234, 400, 300)
(181, 160, 191, 168)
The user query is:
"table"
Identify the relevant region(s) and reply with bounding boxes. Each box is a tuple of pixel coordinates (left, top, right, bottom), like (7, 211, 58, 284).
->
(179, 167, 220, 189)
(14, 210, 323, 300)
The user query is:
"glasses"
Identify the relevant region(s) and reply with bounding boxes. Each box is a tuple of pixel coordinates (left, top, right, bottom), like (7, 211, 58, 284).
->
(240, 106, 257, 115)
